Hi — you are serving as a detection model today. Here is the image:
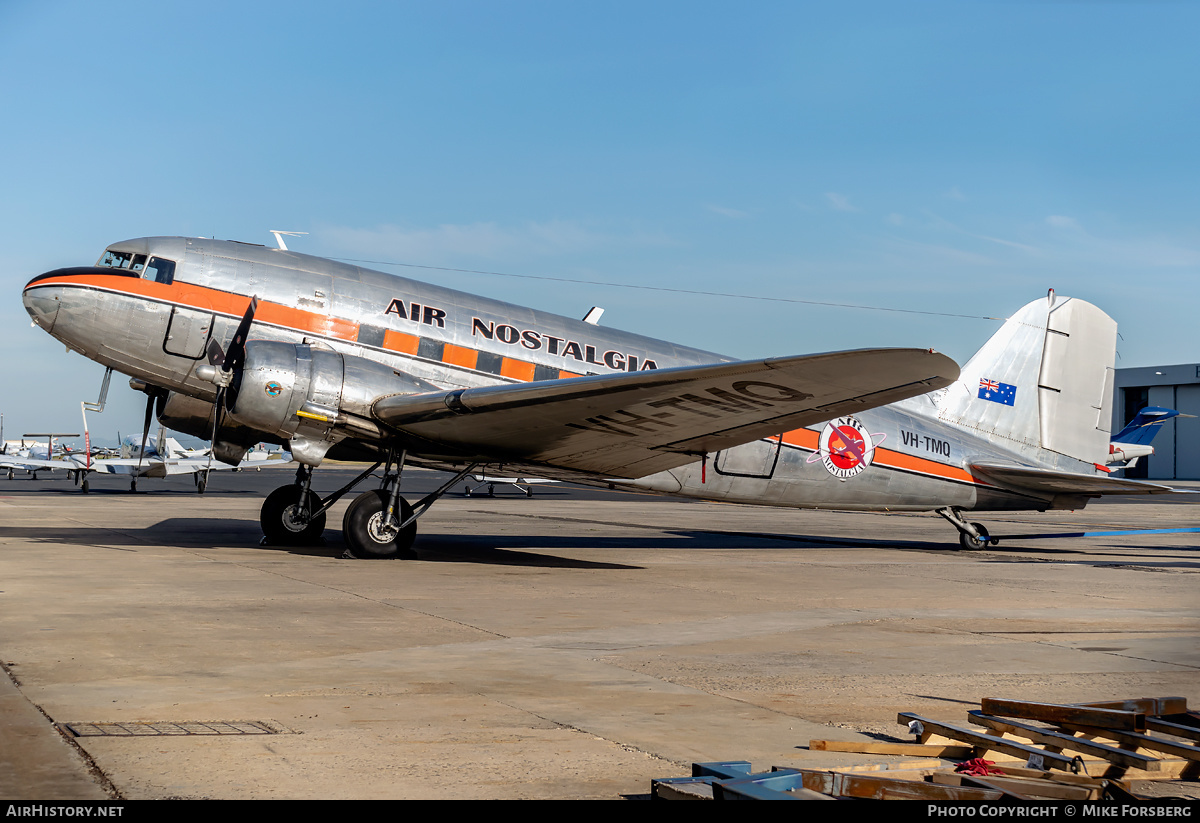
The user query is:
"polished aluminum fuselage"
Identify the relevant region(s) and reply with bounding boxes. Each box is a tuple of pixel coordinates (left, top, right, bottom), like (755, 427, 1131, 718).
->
(23, 236, 1087, 513)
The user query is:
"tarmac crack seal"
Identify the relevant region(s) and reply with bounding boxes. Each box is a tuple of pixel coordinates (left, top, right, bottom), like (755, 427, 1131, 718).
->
(477, 692, 681, 768)
(0, 661, 123, 800)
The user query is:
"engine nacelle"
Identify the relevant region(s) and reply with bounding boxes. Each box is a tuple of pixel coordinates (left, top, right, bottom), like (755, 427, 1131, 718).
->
(157, 390, 264, 464)
(227, 341, 438, 466)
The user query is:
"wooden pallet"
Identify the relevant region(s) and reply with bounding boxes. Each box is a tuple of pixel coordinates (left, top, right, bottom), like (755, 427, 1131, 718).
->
(652, 695, 1198, 799)
(901, 695, 1200, 780)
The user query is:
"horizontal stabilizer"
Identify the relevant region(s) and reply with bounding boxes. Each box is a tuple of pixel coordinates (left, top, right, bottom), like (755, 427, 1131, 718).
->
(374, 348, 958, 478)
(971, 462, 1182, 497)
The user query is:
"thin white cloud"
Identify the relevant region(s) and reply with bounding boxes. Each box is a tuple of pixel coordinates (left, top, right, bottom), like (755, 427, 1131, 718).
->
(944, 186, 967, 201)
(920, 210, 1041, 255)
(706, 204, 751, 219)
(880, 237, 999, 267)
(319, 220, 672, 262)
(825, 192, 858, 212)
(1046, 215, 1082, 230)
(968, 232, 1040, 254)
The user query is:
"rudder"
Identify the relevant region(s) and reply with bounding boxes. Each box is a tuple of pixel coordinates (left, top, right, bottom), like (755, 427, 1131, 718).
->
(938, 291, 1116, 464)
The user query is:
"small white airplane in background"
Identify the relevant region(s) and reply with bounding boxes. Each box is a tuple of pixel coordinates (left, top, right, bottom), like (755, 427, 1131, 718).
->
(463, 474, 558, 497)
(1, 426, 292, 493)
(0, 432, 82, 479)
(75, 427, 293, 493)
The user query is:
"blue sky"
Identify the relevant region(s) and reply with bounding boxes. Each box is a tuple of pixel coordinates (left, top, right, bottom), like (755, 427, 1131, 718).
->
(2, 1, 1197, 443)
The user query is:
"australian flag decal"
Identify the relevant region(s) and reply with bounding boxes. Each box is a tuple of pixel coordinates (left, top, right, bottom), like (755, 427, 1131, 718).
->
(978, 378, 1017, 406)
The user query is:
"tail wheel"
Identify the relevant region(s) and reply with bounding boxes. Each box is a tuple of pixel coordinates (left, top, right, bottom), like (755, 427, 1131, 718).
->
(958, 522, 990, 551)
(343, 489, 417, 559)
(260, 485, 326, 545)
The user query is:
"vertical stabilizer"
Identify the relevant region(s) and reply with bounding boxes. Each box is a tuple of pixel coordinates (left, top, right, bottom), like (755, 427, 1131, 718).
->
(939, 293, 1116, 464)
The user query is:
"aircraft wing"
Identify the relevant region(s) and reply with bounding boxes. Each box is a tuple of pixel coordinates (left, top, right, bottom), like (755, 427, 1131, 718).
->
(375, 348, 958, 478)
(87, 456, 293, 476)
(85, 459, 164, 477)
(0, 455, 85, 472)
(970, 462, 1184, 496)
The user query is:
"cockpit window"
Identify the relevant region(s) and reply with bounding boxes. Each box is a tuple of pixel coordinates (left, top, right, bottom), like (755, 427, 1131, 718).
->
(98, 250, 147, 272)
(145, 257, 175, 285)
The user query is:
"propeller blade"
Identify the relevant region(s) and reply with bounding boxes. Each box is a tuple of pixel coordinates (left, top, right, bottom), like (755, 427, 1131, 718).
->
(208, 295, 258, 454)
(223, 296, 258, 375)
(206, 337, 226, 366)
(135, 391, 155, 475)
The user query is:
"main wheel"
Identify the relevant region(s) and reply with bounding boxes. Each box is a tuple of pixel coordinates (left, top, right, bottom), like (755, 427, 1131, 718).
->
(195, 472, 207, 495)
(958, 522, 990, 551)
(342, 489, 417, 559)
(81, 478, 89, 494)
(260, 485, 326, 545)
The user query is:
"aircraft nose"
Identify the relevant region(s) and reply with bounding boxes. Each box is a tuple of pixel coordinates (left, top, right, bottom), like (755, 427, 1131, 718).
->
(23, 273, 61, 332)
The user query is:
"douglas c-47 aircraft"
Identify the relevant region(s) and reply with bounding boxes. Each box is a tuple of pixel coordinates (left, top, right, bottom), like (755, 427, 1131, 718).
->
(22, 236, 1179, 558)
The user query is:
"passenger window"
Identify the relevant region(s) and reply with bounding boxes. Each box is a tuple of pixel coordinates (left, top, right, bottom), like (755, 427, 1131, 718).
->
(146, 257, 175, 285)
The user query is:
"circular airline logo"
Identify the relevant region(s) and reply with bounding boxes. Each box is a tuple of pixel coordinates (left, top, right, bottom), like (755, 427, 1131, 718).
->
(265, 381, 283, 397)
(810, 416, 882, 478)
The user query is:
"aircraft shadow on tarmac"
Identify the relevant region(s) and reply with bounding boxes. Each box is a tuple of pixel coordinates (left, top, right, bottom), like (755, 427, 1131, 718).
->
(5, 518, 1194, 568)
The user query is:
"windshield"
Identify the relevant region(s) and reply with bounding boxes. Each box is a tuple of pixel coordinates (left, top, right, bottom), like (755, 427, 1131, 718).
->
(97, 250, 147, 273)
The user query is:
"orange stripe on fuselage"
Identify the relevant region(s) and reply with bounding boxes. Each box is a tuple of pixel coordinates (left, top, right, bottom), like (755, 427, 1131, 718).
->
(779, 428, 984, 486)
(31, 273, 361, 343)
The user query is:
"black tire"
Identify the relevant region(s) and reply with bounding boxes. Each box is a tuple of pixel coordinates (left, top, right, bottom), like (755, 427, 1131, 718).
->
(260, 485, 326, 545)
(342, 489, 417, 559)
(958, 522, 989, 551)
(81, 478, 89, 494)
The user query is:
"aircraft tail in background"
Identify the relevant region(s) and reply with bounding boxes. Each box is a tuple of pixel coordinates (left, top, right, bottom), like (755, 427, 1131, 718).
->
(1107, 406, 1194, 468)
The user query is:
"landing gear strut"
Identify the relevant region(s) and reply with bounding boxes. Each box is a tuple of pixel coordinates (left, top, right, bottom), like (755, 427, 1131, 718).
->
(341, 451, 478, 560)
(936, 507, 998, 550)
(258, 452, 478, 557)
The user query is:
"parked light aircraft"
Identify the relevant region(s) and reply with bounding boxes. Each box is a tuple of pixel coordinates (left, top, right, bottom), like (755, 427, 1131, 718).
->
(0, 425, 291, 492)
(0, 433, 81, 479)
(463, 474, 558, 497)
(21, 236, 1180, 557)
(73, 429, 292, 493)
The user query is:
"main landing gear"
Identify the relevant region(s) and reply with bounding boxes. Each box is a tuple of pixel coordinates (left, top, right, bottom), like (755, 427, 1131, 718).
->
(936, 507, 999, 551)
(258, 452, 478, 560)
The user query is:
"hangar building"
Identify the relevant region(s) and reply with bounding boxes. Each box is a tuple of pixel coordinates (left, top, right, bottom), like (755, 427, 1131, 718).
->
(1111, 363, 1200, 480)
